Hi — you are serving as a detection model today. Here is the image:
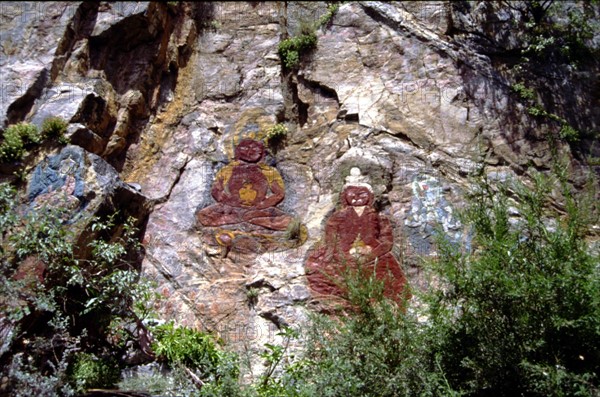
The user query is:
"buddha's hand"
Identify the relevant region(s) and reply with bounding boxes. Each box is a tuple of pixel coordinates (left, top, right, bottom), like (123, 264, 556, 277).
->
(213, 189, 232, 203)
(252, 201, 270, 210)
(350, 246, 377, 264)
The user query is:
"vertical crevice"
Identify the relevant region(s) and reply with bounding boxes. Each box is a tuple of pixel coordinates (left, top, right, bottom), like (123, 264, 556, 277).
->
(51, 2, 99, 82)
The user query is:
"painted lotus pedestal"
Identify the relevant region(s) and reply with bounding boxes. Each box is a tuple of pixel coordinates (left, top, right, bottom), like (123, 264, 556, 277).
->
(196, 138, 306, 256)
(306, 167, 410, 307)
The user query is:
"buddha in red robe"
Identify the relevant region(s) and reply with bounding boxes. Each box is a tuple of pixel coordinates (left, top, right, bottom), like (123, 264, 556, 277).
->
(196, 138, 299, 253)
(306, 171, 409, 305)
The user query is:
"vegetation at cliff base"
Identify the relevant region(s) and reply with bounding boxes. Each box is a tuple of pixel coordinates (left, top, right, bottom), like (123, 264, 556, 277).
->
(231, 164, 599, 397)
(2, 153, 598, 397)
(0, 183, 155, 396)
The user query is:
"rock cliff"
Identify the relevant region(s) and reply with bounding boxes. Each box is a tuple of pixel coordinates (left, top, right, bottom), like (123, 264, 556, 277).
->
(1, 0, 598, 377)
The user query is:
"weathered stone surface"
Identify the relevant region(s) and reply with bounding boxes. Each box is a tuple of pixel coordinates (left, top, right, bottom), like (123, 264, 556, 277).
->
(0, 2, 77, 126)
(26, 145, 149, 248)
(28, 81, 118, 154)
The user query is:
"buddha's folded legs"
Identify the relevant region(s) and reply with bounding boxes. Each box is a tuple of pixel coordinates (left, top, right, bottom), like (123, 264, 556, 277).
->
(242, 207, 293, 231)
(196, 204, 246, 226)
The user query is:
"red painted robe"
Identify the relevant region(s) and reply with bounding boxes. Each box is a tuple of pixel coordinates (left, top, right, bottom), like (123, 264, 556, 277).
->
(306, 203, 409, 304)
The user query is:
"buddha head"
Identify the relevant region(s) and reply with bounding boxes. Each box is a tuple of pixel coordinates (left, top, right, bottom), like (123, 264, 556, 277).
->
(342, 167, 374, 207)
(234, 139, 265, 163)
(343, 185, 373, 207)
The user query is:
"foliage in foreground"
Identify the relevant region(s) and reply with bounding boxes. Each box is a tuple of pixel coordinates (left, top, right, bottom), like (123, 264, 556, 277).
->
(2, 156, 599, 397)
(429, 167, 600, 396)
(0, 182, 154, 396)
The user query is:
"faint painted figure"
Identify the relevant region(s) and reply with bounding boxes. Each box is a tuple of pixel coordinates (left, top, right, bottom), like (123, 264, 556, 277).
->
(306, 167, 410, 305)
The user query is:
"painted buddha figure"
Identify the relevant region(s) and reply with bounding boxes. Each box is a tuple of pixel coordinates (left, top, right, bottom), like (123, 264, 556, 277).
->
(306, 168, 410, 305)
(196, 138, 300, 252)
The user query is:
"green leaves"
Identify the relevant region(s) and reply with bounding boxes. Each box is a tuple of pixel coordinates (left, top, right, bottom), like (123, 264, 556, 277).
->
(0, 117, 68, 163)
(151, 321, 230, 387)
(431, 171, 600, 396)
(278, 32, 317, 69)
(0, 185, 152, 395)
(265, 123, 288, 146)
(41, 116, 68, 139)
(70, 353, 120, 393)
(0, 123, 30, 162)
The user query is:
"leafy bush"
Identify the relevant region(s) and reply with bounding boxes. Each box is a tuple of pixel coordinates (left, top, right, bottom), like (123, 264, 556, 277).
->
(0, 125, 26, 162)
(512, 82, 536, 102)
(7, 351, 76, 397)
(14, 122, 41, 145)
(317, 3, 340, 28)
(141, 322, 245, 396)
(228, 162, 599, 397)
(0, 183, 18, 245)
(429, 168, 600, 396)
(278, 32, 317, 69)
(265, 123, 288, 147)
(252, 268, 455, 397)
(152, 322, 226, 374)
(277, 3, 339, 70)
(517, 2, 598, 67)
(0, 123, 43, 162)
(70, 353, 120, 392)
(0, 184, 153, 395)
(559, 124, 580, 142)
(511, 82, 580, 143)
(0, 118, 69, 162)
(246, 287, 259, 306)
(41, 116, 68, 139)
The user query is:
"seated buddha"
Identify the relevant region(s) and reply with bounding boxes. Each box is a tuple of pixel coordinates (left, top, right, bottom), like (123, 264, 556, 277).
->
(196, 138, 304, 254)
(305, 167, 410, 305)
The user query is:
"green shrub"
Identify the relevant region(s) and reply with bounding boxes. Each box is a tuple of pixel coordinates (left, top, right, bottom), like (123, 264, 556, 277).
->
(246, 287, 259, 306)
(148, 322, 245, 395)
(527, 105, 547, 117)
(15, 122, 41, 144)
(559, 124, 580, 142)
(512, 82, 536, 102)
(430, 168, 600, 396)
(0, 184, 153, 395)
(517, 2, 598, 68)
(0, 130, 25, 161)
(278, 32, 317, 69)
(243, 161, 599, 397)
(0, 118, 69, 162)
(70, 353, 121, 392)
(0, 125, 26, 161)
(0, 182, 18, 240)
(318, 3, 340, 28)
(265, 123, 288, 146)
(152, 322, 223, 373)
(0, 122, 42, 162)
(277, 3, 339, 70)
(41, 116, 68, 139)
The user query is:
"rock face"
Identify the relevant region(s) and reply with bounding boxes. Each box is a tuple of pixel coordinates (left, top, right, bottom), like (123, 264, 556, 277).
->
(26, 145, 150, 250)
(1, 0, 599, 378)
